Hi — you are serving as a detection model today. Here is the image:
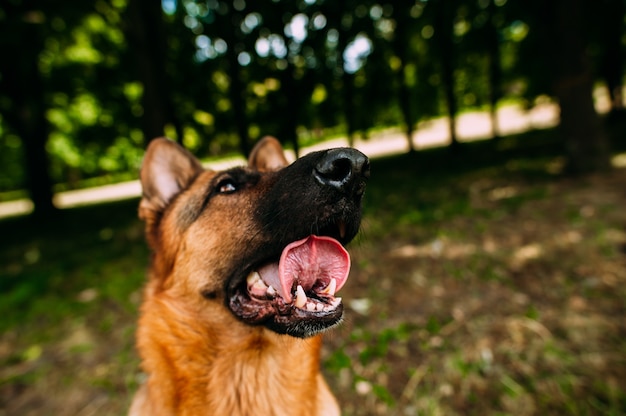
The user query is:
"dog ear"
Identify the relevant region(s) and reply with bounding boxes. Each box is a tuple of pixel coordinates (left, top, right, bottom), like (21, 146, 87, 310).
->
(248, 136, 289, 172)
(139, 138, 203, 218)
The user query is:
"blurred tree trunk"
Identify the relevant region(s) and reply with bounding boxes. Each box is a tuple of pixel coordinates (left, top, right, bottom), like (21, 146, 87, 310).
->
(433, 0, 460, 152)
(125, 0, 174, 145)
(323, 2, 356, 146)
(225, 50, 250, 157)
(598, 0, 624, 113)
(277, 68, 300, 157)
(397, 63, 415, 153)
(0, 5, 56, 217)
(221, 7, 250, 157)
(486, 0, 502, 140)
(552, 0, 610, 173)
(339, 38, 356, 148)
(392, 8, 416, 153)
(342, 72, 356, 147)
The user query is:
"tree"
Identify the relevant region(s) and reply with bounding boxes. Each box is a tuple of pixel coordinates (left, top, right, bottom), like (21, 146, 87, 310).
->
(595, 0, 625, 115)
(430, 0, 460, 152)
(321, 1, 358, 146)
(125, 0, 179, 145)
(485, 0, 503, 140)
(0, 2, 56, 216)
(389, 0, 418, 152)
(550, 0, 610, 173)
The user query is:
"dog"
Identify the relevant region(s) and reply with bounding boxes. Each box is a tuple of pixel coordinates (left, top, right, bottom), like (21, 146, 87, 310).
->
(129, 136, 369, 415)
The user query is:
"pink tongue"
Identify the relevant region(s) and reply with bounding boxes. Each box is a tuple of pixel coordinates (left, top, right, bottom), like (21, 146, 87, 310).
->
(257, 235, 350, 303)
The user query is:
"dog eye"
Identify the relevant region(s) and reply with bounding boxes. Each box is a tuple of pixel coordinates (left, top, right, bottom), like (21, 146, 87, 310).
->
(217, 179, 237, 194)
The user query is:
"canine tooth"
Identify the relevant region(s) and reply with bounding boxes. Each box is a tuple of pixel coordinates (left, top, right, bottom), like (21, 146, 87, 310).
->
(295, 285, 307, 308)
(322, 278, 337, 296)
(266, 285, 276, 297)
(252, 279, 268, 291)
(246, 271, 261, 286)
(330, 297, 342, 308)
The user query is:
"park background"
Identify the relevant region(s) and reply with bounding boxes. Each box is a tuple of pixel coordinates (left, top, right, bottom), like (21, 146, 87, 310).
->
(1, 0, 626, 415)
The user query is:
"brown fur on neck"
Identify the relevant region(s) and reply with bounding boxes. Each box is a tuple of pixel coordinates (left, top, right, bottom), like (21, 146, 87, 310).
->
(130, 280, 338, 416)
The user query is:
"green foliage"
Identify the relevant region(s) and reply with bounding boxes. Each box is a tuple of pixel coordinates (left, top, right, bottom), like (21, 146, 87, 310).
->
(1, 0, 621, 195)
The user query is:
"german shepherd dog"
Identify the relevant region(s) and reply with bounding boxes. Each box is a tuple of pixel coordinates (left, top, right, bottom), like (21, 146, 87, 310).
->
(129, 137, 369, 415)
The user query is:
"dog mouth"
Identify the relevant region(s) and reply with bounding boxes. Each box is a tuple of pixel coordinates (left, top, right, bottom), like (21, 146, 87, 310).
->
(228, 235, 350, 338)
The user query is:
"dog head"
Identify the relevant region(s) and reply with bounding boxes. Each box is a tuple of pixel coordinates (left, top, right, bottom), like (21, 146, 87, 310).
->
(139, 137, 369, 338)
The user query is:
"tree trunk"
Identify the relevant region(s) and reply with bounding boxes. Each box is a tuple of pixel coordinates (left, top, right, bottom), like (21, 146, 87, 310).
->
(220, 7, 250, 157)
(393, 15, 416, 153)
(552, 0, 610, 173)
(343, 73, 356, 148)
(598, 0, 624, 113)
(225, 50, 251, 157)
(398, 73, 415, 153)
(20, 85, 56, 217)
(434, 0, 460, 152)
(125, 0, 171, 145)
(0, 6, 56, 217)
(486, 0, 502, 140)
(277, 66, 302, 158)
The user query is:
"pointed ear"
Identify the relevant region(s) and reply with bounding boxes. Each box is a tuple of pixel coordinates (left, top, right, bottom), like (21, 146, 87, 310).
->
(248, 136, 289, 172)
(139, 138, 203, 219)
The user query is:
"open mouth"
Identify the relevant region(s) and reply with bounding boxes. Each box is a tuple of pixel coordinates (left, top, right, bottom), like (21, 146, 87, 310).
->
(228, 235, 351, 337)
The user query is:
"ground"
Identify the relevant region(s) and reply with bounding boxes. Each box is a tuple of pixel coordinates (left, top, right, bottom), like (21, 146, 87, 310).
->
(1, 130, 625, 415)
(327, 161, 626, 415)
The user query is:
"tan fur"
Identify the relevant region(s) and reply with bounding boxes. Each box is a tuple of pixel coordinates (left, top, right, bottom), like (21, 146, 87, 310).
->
(130, 138, 340, 416)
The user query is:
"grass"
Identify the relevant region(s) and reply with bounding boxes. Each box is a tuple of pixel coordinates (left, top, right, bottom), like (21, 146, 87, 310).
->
(1, 126, 626, 415)
(320, 128, 626, 415)
(0, 200, 146, 414)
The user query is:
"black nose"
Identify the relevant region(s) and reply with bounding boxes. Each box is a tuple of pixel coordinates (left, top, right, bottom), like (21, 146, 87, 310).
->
(314, 148, 370, 195)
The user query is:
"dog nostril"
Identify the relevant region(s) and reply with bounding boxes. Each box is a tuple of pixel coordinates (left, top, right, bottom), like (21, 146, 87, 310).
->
(325, 158, 352, 182)
(315, 148, 369, 191)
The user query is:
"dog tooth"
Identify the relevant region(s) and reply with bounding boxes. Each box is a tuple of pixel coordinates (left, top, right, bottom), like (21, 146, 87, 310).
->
(330, 297, 342, 308)
(266, 285, 276, 297)
(246, 271, 261, 286)
(306, 302, 316, 312)
(322, 278, 337, 296)
(295, 285, 307, 308)
(252, 279, 268, 291)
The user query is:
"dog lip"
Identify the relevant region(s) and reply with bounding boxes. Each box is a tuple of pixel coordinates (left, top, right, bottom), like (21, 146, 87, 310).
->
(228, 286, 344, 337)
(226, 235, 349, 337)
